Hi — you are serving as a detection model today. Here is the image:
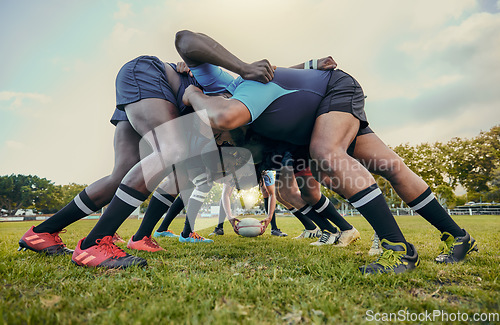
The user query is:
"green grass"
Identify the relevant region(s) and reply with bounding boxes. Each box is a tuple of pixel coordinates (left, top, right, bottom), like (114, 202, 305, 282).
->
(1, 215, 499, 324)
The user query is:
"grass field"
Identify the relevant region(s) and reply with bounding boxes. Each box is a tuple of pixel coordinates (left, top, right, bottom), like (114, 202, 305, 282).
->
(1, 215, 499, 324)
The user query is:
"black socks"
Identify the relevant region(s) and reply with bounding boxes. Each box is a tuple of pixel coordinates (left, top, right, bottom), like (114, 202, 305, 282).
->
(408, 187, 465, 238)
(35, 189, 100, 234)
(81, 184, 147, 250)
(312, 194, 353, 231)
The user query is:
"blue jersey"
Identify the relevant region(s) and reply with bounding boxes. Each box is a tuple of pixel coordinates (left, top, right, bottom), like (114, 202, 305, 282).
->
(190, 64, 331, 145)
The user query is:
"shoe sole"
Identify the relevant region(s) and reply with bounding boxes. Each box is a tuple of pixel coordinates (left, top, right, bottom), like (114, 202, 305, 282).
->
(18, 239, 72, 256)
(334, 236, 361, 248)
(71, 258, 148, 269)
(435, 240, 479, 264)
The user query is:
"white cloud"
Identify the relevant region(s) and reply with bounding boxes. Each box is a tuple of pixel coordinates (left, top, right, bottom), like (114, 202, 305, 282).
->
(0, 91, 51, 109)
(5, 140, 28, 150)
(2, 0, 499, 185)
(378, 101, 500, 146)
(114, 2, 133, 20)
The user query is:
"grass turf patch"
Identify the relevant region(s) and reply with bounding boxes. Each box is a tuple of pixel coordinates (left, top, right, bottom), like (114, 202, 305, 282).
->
(1, 215, 499, 324)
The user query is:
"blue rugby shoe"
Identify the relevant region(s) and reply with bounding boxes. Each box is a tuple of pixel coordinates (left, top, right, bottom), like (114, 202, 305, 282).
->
(153, 229, 179, 238)
(179, 232, 213, 243)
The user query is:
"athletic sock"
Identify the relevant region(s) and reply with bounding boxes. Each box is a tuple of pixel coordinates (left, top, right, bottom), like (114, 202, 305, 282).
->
(181, 188, 209, 238)
(312, 194, 353, 231)
(157, 195, 185, 232)
(298, 205, 338, 233)
(34, 189, 99, 234)
(288, 207, 317, 231)
(133, 191, 176, 241)
(270, 212, 278, 230)
(408, 187, 465, 237)
(264, 197, 278, 230)
(81, 184, 148, 250)
(217, 199, 226, 229)
(263, 197, 269, 214)
(349, 184, 411, 254)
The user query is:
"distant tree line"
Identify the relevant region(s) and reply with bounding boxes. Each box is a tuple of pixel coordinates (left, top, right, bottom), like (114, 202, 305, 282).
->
(323, 125, 500, 208)
(0, 175, 86, 214)
(1, 126, 498, 214)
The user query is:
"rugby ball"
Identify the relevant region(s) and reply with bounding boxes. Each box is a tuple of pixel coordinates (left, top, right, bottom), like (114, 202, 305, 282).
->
(236, 218, 263, 237)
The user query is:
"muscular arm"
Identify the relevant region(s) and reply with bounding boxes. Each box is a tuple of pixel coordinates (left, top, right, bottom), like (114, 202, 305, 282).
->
(264, 183, 277, 221)
(221, 183, 235, 220)
(175, 30, 274, 83)
(183, 86, 251, 130)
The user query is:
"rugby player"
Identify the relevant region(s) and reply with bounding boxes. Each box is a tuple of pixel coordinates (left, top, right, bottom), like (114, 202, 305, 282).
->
(175, 30, 478, 274)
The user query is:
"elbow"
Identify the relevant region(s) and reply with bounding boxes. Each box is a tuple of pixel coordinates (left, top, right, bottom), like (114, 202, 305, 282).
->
(211, 112, 238, 131)
(175, 30, 196, 57)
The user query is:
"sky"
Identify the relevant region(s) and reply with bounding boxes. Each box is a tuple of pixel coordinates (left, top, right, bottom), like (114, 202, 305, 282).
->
(1, 0, 499, 185)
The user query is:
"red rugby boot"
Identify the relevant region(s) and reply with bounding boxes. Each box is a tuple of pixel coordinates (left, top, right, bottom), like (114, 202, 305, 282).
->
(127, 236, 165, 252)
(72, 236, 147, 269)
(18, 226, 73, 256)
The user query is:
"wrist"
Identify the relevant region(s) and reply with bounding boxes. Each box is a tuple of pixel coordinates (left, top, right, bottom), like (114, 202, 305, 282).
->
(237, 62, 249, 77)
(303, 59, 318, 70)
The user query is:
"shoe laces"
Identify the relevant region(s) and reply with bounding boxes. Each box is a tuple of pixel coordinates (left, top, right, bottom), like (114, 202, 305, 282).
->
(166, 229, 174, 234)
(438, 235, 455, 256)
(318, 231, 331, 243)
(189, 232, 203, 240)
(50, 229, 67, 247)
(143, 236, 161, 248)
(371, 237, 381, 250)
(375, 248, 403, 270)
(96, 236, 127, 258)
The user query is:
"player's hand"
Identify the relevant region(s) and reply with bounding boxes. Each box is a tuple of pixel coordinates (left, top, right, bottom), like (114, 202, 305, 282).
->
(259, 216, 272, 235)
(176, 61, 193, 77)
(317, 56, 337, 70)
(241, 59, 276, 83)
(182, 85, 203, 106)
(229, 217, 241, 235)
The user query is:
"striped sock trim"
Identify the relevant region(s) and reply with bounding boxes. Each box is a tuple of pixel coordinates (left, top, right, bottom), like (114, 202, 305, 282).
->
(299, 206, 312, 215)
(153, 191, 175, 207)
(409, 192, 435, 211)
(115, 187, 146, 208)
(314, 196, 330, 213)
(192, 173, 209, 187)
(191, 189, 208, 202)
(289, 208, 299, 213)
(74, 193, 95, 215)
(349, 188, 382, 208)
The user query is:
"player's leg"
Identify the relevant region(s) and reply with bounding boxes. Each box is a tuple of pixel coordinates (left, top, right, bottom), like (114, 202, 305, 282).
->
(353, 132, 477, 263)
(179, 169, 214, 243)
(155, 195, 185, 236)
(277, 166, 338, 245)
(127, 171, 191, 252)
(276, 191, 319, 239)
(311, 74, 417, 273)
(209, 198, 226, 236)
(19, 121, 141, 255)
(264, 182, 287, 237)
(79, 98, 186, 249)
(296, 171, 360, 247)
(310, 112, 418, 273)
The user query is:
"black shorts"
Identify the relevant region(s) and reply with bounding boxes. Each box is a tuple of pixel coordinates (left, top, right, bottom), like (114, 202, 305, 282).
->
(317, 69, 369, 130)
(115, 56, 177, 110)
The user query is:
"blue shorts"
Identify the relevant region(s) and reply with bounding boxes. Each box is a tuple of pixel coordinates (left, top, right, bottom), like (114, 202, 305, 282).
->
(110, 108, 129, 126)
(115, 56, 177, 110)
(263, 171, 275, 186)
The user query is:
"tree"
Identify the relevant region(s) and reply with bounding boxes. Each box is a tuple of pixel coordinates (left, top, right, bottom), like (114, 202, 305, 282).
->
(435, 184, 457, 208)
